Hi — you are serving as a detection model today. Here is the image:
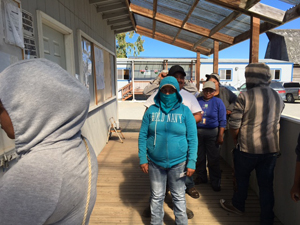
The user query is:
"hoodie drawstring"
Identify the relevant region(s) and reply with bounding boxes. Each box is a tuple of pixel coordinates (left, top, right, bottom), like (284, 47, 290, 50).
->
(154, 108, 160, 146)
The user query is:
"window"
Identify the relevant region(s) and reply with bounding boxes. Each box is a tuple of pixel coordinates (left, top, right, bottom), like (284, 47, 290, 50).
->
(79, 31, 116, 107)
(270, 69, 281, 80)
(117, 69, 129, 80)
(219, 69, 232, 80)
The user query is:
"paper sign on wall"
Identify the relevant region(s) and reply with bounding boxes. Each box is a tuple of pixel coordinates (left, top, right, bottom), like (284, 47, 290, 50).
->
(94, 46, 105, 90)
(2, 0, 24, 48)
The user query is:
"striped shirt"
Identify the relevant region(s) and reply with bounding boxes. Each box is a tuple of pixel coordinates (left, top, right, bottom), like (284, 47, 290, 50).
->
(229, 86, 284, 154)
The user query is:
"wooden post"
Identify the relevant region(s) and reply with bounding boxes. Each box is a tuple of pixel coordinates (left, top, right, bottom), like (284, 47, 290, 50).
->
(249, 16, 260, 63)
(131, 60, 135, 101)
(190, 60, 193, 81)
(196, 52, 200, 90)
(213, 41, 219, 74)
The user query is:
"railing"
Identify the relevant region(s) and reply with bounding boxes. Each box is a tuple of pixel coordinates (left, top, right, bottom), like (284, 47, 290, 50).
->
(118, 80, 152, 100)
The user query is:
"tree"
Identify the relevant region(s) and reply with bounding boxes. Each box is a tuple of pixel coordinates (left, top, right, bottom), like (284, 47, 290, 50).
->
(116, 31, 145, 58)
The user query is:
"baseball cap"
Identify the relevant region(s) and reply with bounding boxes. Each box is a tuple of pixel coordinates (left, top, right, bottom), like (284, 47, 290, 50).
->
(203, 81, 216, 90)
(205, 73, 220, 82)
(168, 65, 186, 77)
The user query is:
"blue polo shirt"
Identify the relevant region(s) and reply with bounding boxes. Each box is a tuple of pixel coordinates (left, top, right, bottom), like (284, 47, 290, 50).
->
(197, 96, 226, 129)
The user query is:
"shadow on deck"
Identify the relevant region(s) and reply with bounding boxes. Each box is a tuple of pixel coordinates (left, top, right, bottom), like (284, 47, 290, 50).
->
(89, 132, 283, 225)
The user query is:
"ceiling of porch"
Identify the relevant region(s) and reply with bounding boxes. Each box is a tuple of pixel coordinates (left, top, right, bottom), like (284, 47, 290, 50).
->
(90, 0, 300, 56)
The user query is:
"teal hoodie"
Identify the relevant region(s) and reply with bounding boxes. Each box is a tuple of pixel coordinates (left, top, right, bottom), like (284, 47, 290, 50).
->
(138, 76, 198, 169)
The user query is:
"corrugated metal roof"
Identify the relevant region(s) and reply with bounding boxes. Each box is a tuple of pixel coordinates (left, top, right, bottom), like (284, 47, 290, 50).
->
(92, 0, 300, 56)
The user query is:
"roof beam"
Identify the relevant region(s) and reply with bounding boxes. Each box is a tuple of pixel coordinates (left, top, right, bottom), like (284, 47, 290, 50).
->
(114, 27, 134, 34)
(217, 4, 300, 54)
(192, 11, 241, 50)
(97, 2, 127, 13)
(107, 16, 131, 25)
(130, 3, 234, 44)
(136, 25, 211, 55)
(205, 0, 285, 25)
(283, 3, 300, 23)
(125, 0, 137, 31)
(152, 0, 158, 38)
(172, 0, 199, 44)
(90, 0, 120, 5)
(111, 22, 133, 30)
(102, 9, 128, 20)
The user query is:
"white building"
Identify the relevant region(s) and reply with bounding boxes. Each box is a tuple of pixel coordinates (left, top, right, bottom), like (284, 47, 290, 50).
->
(117, 57, 294, 99)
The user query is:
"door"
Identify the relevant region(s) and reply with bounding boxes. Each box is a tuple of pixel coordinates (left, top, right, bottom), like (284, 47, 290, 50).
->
(42, 24, 66, 70)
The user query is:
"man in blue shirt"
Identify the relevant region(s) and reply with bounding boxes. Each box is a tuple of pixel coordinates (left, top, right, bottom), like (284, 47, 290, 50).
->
(195, 81, 226, 191)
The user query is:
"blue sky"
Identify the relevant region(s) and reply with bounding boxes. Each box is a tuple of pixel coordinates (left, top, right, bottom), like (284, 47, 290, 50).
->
(127, 1, 300, 59)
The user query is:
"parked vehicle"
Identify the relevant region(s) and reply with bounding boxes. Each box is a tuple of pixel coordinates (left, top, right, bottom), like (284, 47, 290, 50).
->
(236, 81, 286, 101)
(223, 85, 240, 96)
(282, 82, 300, 103)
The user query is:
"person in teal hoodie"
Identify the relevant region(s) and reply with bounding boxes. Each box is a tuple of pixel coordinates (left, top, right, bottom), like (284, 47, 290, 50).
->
(139, 76, 198, 225)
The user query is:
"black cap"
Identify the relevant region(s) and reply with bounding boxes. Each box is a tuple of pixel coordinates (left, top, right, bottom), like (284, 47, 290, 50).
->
(168, 65, 186, 77)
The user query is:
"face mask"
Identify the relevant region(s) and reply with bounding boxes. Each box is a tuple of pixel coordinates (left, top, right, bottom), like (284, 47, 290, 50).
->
(160, 92, 177, 104)
(159, 92, 178, 114)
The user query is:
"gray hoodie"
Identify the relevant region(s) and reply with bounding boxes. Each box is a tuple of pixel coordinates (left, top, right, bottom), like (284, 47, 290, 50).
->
(0, 59, 98, 225)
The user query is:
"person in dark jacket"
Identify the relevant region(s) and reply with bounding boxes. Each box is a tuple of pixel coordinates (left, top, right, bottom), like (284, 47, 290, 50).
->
(220, 63, 284, 225)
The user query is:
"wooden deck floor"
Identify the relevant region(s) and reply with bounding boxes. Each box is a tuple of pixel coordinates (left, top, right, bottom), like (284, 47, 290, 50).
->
(89, 132, 283, 225)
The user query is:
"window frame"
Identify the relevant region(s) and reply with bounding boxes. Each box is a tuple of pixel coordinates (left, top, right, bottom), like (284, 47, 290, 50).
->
(218, 68, 233, 81)
(77, 30, 117, 111)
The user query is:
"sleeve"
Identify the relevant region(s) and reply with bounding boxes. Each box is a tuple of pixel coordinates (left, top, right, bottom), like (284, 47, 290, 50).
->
(296, 133, 300, 162)
(228, 93, 245, 129)
(183, 80, 199, 97)
(189, 94, 202, 114)
(218, 99, 227, 128)
(138, 110, 150, 165)
(143, 75, 162, 96)
(226, 88, 238, 112)
(144, 91, 157, 108)
(184, 106, 198, 169)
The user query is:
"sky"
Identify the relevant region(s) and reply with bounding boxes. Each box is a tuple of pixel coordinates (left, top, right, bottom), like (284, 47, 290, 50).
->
(126, 0, 300, 59)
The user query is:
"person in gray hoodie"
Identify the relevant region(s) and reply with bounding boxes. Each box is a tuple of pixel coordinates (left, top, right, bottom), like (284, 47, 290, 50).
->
(0, 58, 98, 225)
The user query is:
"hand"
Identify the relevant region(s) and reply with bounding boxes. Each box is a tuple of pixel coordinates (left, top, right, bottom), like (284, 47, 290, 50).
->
(186, 168, 195, 177)
(140, 163, 149, 174)
(290, 184, 300, 202)
(226, 110, 232, 115)
(217, 135, 224, 145)
(159, 72, 167, 79)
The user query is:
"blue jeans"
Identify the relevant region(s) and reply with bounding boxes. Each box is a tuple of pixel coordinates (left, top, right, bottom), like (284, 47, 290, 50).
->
(232, 149, 277, 225)
(148, 160, 187, 225)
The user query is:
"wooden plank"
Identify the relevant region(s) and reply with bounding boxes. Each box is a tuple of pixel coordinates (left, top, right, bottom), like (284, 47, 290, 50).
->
(283, 3, 300, 23)
(124, 0, 137, 31)
(196, 53, 200, 90)
(249, 16, 260, 63)
(107, 17, 131, 25)
(102, 9, 128, 20)
(89, 132, 283, 225)
(206, 0, 283, 25)
(136, 25, 211, 55)
(130, 3, 234, 45)
(111, 22, 133, 30)
(213, 41, 219, 73)
(96, 3, 126, 13)
(172, 0, 199, 44)
(152, 0, 157, 38)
